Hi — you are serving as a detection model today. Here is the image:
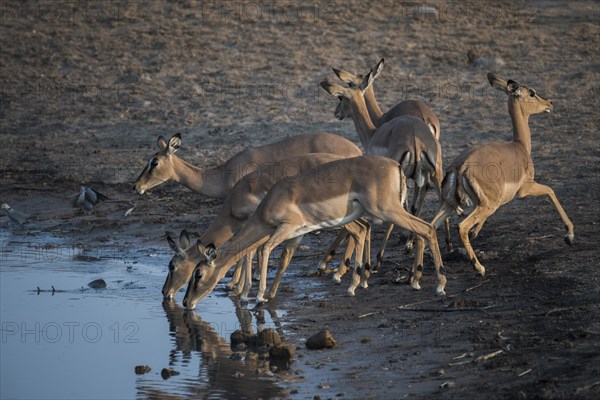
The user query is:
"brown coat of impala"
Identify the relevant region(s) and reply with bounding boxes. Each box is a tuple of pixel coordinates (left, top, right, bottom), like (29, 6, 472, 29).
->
(332, 58, 441, 139)
(427, 73, 574, 282)
(183, 155, 447, 310)
(321, 70, 451, 270)
(133, 132, 363, 198)
(161, 153, 368, 302)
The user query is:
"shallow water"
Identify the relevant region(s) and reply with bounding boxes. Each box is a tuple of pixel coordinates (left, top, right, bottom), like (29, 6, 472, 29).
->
(0, 230, 285, 400)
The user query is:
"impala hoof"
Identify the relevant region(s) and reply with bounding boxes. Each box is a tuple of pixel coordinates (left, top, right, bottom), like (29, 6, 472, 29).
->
(347, 287, 356, 296)
(410, 279, 421, 291)
(333, 274, 342, 284)
(564, 233, 574, 246)
(435, 288, 446, 297)
(474, 264, 486, 277)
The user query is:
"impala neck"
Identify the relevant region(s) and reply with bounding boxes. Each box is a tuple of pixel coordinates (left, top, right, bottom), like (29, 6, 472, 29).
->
(200, 217, 237, 250)
(364, 85, 383, 124)
(508, 99, 532, 155)
(171, 156, 226, 198)
(349, 93, 378, 148)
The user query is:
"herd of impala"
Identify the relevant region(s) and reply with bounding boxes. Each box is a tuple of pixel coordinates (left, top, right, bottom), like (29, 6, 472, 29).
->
(133, 59, 575, 310)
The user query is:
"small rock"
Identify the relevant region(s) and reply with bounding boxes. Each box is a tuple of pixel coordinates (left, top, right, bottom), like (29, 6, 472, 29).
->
(361, 336, 371, 344)
(134, 365, 151, 374)
(257, 328, 281, 348)
(306, 330, 336, 350)
(161, 368, 180, 380)
(430, 368, 445, 376)
(318, 383, 330, 390)
(88, 279, 106, 289)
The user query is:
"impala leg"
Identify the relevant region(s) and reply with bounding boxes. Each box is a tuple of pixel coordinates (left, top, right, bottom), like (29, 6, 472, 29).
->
(253, 251, 261, 281)
(433, 177, 454, 253)
(517, 182, 575, 245)
(411, 235, 425, 290)
(333, 227, 356, 284)
(405, 184, 428, 252)
(227, 258, 244, 290)
(348, 218, 371, 291)
(432, 203, 455, 253)
(443, 217, 453, 252)
(457, 206, 495, 276)
(470, 221, 485, 240)
(344, 221, 366, 297)
(374, 223, 394, 271)
(267, 236, 303, 300)
(376, 208, 447, 296)
(256, 224, 298, 303)
(360, 219, 372, 288)
(424, 230, 447, 296)
(316, 229, 349, 273)
(239, 249, 256, 302)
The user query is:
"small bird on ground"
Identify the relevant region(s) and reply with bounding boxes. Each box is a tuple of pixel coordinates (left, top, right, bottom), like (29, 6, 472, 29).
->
(1, 203, 31, 224)
(72, 186, 109, 212)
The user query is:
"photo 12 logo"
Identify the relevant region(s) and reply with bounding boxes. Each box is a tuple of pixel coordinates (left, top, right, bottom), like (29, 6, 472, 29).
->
(1, 321, 140, 344)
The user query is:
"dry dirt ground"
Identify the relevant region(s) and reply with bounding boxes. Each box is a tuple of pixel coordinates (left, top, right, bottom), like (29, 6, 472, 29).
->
(1, 1, 599, 399)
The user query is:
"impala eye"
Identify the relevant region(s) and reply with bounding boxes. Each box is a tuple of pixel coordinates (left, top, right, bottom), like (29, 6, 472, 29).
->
(529, 89, 536, 97)
(168, 261, 175, 271)
(150, 158, 159, 168)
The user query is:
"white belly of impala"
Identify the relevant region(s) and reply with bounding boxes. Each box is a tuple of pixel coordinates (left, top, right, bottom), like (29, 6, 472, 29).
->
(294, 200, 365, 237)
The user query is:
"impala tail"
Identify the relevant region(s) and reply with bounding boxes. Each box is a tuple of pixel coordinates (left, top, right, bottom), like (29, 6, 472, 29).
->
(441, 166, 470, 215)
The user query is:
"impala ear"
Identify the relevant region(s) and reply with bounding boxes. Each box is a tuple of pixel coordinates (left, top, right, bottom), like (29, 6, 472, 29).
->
(157, 135, 168, 150)
(166, 133, 182, 155)
(179, 230, 191, 250)
(332, 67, 360, 85)
(359, 70, 375, 92)
(372, 58, 384, 80)
(202, 243, 217, 263)
(166, 234, 180, 253)
(487, 72, 511, 94)
(320, 81, 348, 98)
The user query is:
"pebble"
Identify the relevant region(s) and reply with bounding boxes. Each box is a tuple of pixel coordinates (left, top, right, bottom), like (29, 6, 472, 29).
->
(134, 365, 151, 374)
(161, 368, 180, 380)
(87, 279, 106, 289)
(306, 330, 337, 350)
